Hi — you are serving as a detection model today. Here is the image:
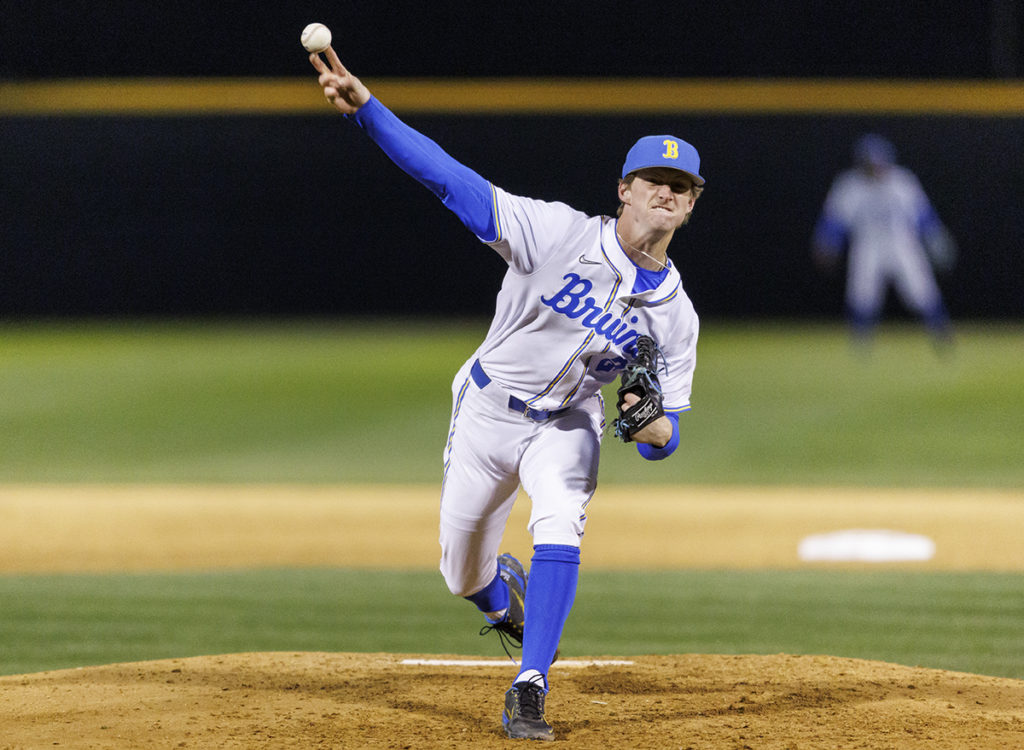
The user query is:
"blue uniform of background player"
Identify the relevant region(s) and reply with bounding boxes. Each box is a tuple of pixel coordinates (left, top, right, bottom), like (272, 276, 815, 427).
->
(310, 46, 704, 741)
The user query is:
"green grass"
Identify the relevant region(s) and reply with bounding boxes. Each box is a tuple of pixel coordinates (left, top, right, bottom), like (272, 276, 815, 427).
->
(0, 318, 473, 482)
(1, 319, 1021, 681)
(659, 321, 1024, 487)
(0, 317, 1021, 486)
(2, 568, 1022, 679)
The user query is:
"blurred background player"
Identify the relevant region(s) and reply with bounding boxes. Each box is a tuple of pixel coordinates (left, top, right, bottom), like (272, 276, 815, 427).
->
(309, 46, 704, 741)
(812, 133, 957, 351)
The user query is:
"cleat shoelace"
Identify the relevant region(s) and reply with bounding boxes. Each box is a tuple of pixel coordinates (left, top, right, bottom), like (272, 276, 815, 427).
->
(479, 621, 521, 661)
(517, 682, 545, 720)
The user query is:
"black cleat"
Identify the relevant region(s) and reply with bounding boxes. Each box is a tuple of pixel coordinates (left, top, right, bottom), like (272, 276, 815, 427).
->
(503, 679, 554, 741)
(480, 553, 527, 654)
(479, 553, 561, 663)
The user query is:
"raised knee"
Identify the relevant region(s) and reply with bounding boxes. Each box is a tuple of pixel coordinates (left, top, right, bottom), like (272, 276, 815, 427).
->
(440, 566, 493, 598)
(446, 580, 478, 598)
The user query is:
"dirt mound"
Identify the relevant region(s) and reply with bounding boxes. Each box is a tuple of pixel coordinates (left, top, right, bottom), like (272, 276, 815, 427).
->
(2, 652, 1023, 748)
(4, 486, 1023, 746)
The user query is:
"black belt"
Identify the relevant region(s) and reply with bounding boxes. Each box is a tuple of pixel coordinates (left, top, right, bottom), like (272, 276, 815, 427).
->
(470, 360, 570, 422)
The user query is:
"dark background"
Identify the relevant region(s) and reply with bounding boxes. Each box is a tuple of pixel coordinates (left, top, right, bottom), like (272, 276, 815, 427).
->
(2, 2, 1022, 319)
(2, 1, 1019, 79)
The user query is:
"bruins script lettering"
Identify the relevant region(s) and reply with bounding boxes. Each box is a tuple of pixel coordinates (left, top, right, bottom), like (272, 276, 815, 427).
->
(540, 273, 642, 350)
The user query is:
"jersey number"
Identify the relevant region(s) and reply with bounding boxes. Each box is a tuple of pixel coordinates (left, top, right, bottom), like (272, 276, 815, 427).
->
(596, 356, 628, 373)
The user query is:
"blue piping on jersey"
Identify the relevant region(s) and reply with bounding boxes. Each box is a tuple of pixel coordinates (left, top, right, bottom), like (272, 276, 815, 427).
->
(530, 331, 596, 407)
(557, 344, 604, 407)
(489, 183, 503, 242)
(441, 373, 473, 490)
(559, 342, 611, 407)
(556, 293, 639, 407)
(646, 279, 683, 304)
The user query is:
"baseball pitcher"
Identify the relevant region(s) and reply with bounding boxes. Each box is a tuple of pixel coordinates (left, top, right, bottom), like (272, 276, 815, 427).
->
(309, 45, 704, 741)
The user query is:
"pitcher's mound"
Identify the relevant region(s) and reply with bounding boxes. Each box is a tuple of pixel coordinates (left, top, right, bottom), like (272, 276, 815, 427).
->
(2, 652, 1022, 748)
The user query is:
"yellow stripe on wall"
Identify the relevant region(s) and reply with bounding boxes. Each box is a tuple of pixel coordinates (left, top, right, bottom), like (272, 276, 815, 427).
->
(3, 77, 1024, 116)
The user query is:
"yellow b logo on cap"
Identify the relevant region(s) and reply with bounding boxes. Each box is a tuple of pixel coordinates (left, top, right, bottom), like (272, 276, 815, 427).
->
(662, 140, 679, 159)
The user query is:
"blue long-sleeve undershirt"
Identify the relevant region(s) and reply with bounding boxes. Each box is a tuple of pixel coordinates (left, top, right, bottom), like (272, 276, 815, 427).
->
(813, 214, 847, 253)
(917, 204, 942, 236)
(350, 96, 498, 242)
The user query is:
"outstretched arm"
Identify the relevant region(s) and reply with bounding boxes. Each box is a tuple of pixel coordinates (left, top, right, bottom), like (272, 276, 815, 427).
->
(308, 48, 497, 241)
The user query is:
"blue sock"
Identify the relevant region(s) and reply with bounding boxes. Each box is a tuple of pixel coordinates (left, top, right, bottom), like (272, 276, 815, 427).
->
(519, 544, 580, 688)
(464, 561, 508, 619)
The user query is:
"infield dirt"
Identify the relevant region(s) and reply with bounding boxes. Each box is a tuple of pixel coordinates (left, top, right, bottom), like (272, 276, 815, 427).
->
(1, 484, 1023, 748)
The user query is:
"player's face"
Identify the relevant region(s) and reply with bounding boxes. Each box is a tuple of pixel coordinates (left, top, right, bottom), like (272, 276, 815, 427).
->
(860, 160, 891, 180)
(619, 168, 697, 230)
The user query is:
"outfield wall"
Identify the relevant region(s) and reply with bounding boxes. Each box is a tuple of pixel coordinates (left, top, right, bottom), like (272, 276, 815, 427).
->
(3, 104, 1022, 319)
(3, 3, 1021, 319)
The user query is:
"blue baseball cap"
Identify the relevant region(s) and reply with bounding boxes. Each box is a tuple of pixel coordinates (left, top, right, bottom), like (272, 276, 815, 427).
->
(621, 135, 705, 186)
(854, 134, 896, 167)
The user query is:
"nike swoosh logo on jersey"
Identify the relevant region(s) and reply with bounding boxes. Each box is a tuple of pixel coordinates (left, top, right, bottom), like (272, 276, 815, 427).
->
(578, 254, 601, 265)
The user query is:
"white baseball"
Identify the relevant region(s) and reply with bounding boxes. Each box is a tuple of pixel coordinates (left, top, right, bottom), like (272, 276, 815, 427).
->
(301, 23, 332, 53)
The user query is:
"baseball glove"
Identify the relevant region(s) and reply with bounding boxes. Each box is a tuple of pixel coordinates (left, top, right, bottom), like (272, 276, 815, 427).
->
(612, 335, 665, 442)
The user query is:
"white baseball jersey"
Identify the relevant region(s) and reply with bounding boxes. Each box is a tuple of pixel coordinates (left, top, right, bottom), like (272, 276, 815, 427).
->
(821, 165, 943, 314)
(346, 94, 704, 610)
(438, 187, 698, 597)
(476, 187, 698, 413)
